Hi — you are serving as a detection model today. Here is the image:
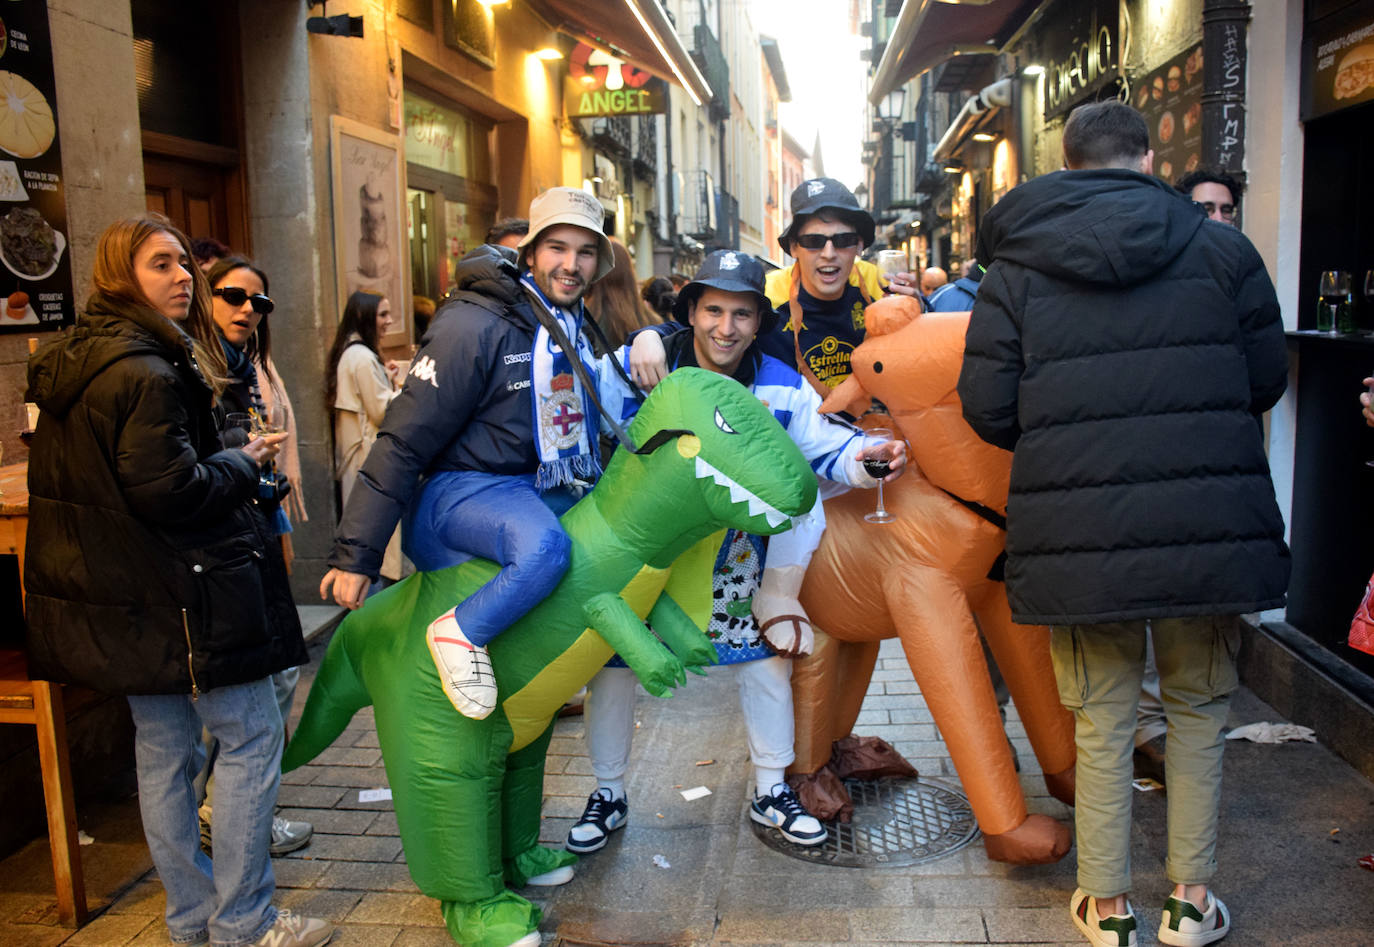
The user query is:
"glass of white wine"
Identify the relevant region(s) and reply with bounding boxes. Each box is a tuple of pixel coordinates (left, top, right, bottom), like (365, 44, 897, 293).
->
(250, 404, 286, 437)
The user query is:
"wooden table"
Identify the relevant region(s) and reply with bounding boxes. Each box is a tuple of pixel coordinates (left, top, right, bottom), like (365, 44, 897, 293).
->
(0, 460, 88, 927)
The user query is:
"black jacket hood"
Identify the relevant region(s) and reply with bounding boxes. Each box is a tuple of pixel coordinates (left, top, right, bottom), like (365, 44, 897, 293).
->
(26, 293, 198, 418)
(978, 169, 1205, 288)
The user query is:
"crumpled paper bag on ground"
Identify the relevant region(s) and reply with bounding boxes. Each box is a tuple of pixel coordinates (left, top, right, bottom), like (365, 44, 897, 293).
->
(831, 734, 920, 781)
(1225, 722, 1316, 744)
(789, 735, 921, 823)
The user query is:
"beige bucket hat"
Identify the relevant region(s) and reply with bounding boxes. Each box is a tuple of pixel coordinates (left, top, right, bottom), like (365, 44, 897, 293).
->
(516, 186, 616, 283)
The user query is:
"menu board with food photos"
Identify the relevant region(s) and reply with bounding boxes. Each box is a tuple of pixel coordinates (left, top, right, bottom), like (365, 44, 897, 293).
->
(1305, 1, 1374, 120)
(1132, 43, 1204, 188)
(0, 1, 70, 334)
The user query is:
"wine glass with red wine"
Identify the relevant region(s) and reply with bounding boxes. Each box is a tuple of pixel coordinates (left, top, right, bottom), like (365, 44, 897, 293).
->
(862, 427, 897, 524)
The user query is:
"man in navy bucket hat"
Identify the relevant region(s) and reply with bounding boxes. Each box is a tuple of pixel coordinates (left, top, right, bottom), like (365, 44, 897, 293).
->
(567, 249, 908, 854)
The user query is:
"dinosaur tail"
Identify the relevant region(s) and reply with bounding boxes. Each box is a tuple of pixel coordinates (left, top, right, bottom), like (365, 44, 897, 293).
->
(281, 616, 373, 771)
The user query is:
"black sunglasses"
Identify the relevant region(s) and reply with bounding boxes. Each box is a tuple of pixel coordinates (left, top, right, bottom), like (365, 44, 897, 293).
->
(213, 286, 275, 315)
(1194, 200, 1237, 220)
(793, 231, 862, 251)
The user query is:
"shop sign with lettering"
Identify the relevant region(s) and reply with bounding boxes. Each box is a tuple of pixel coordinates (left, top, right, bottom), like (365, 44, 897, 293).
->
(1037, 0, 1120, 119)
(564, 41, 667, 117)
(404, 89, 470, 177)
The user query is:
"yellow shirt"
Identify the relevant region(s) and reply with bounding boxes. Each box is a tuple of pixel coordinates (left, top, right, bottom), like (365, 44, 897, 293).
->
(764, 257, 886, 310)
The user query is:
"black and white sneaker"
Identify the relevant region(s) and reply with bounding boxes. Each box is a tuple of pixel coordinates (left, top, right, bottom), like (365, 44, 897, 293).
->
(749, 782, 827, 846)
(566, 788, 628, 853)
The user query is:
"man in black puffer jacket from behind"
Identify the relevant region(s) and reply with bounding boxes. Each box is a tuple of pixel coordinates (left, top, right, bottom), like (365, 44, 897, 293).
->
(958, 102, 1288, 947)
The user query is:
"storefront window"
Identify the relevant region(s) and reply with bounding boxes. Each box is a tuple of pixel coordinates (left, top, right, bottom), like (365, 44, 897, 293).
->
(403, 86, 497, 302)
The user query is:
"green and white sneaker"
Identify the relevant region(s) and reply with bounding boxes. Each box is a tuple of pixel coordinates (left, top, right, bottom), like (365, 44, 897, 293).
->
(1158, 891, 1230, 947)
(1070, 888, 1137, 946)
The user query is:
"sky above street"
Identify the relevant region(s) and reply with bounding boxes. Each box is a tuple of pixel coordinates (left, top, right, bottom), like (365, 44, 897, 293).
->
(747, 0, 868, 191)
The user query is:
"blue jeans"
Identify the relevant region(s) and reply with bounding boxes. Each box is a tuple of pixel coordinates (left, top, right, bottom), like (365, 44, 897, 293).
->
(403, 470, 577, 646)
(127, 677, 282, 946)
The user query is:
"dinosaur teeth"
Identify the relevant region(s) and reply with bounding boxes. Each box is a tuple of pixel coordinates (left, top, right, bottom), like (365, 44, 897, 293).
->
(694, 456, 788, 528)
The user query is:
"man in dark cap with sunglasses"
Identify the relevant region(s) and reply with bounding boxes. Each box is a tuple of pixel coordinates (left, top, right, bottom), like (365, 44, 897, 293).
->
(760, 177, 922, 400)
(571, 249, 907, 855)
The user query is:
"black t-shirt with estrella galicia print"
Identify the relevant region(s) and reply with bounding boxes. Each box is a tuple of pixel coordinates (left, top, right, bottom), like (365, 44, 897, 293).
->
(758, 281, 867, 390)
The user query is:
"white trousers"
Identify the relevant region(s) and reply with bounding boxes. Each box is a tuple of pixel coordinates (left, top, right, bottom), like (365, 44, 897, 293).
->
(584, 655, 796, 783)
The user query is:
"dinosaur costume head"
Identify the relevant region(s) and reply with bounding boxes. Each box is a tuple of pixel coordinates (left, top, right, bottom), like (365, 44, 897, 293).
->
(283, 367, 817, 947)
(595, 367, 817, 563)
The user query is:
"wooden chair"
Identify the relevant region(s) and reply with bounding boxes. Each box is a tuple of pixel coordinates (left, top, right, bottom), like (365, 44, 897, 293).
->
(0, 649, 88, 927)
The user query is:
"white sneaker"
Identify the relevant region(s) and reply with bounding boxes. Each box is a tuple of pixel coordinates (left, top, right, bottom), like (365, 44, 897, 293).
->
(426, 611, 497, 719)
(1158, 891, 1230, 947)
(252, 910, 333, 947)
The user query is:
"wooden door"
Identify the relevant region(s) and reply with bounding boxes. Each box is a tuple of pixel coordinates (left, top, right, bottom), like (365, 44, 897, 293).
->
(143, 139, 247, 251)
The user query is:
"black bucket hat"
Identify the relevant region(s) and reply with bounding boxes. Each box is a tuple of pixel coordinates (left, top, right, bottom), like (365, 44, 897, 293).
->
(777, 177, 876, 253)
(673, 249, 777, 334)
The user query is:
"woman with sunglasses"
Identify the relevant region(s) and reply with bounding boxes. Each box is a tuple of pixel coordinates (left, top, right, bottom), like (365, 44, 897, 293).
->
(203, 255, 315, 858)
(22, 214, 328, 947)
(206, 257, 308, 535)
(325, 290, 403, 584)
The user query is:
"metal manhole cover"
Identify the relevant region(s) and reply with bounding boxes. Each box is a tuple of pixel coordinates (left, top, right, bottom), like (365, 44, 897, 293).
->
(751, 776, 979, 867)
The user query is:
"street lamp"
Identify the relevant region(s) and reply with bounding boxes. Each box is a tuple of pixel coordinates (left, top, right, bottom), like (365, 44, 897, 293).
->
(854, 182, 869, 210)
(877, 87, 907, 122)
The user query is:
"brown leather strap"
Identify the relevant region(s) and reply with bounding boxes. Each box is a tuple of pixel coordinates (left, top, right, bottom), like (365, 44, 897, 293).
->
(758, 613, 813, 658)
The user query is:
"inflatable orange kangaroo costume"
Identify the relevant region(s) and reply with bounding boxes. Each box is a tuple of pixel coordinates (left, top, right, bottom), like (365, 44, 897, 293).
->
(790, 294, 1076, 865)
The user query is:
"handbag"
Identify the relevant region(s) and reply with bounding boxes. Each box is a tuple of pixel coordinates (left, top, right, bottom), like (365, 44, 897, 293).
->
(1347, 574, 1374, 656)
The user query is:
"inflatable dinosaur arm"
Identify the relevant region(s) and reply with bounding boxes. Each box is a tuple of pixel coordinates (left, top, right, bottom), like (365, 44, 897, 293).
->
(647, 591, 718, 673)
(583, 591, 688, 697)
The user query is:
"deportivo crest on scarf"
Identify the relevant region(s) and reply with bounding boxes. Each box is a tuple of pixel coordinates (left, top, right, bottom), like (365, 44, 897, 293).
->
(539, 372, 586, 452)
(521, 273, 602, 491)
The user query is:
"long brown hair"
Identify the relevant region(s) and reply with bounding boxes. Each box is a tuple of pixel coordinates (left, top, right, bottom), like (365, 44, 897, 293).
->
(583, 238, 660, 350)
(91, 213, 228, 393)
(324, 290, 386, 412)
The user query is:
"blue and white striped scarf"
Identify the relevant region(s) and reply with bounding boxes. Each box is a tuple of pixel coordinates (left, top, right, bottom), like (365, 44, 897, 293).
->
(521, 272, 602, 491)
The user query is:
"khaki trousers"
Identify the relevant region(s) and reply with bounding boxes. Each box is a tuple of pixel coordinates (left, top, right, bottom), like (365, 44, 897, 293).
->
(1051, 616, 1240, 897)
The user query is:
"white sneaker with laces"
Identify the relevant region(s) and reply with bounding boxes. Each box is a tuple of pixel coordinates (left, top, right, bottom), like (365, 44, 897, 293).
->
(252, 909, 333, 947)
(749, 782, 826, 846)
(426, 611, 497, 719)
(270, 816, 313, 855)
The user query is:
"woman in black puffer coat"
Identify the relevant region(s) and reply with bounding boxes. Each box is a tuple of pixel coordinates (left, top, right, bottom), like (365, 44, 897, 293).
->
(23, 214, 325, 947)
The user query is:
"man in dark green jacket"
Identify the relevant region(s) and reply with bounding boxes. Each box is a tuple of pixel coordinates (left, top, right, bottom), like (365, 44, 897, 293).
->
(958, 101, 1288, 947)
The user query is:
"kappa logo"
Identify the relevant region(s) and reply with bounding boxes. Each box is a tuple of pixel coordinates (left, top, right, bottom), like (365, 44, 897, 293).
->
(410, 355, 439, 388)
(504, 352, 532, 365)
(719, 252, 740, 270)
(806, 180, 826, 197)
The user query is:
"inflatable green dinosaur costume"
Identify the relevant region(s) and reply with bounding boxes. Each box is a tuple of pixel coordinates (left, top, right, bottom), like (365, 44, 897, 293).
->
(282, 369, 817, 947)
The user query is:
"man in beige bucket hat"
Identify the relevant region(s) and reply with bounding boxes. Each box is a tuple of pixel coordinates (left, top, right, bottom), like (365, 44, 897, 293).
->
(323, 185, 620, 732)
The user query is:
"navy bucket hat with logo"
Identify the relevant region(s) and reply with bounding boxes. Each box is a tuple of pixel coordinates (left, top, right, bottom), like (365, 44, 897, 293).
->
(777, 177, 876, 253)
(673, 249, 777, 334)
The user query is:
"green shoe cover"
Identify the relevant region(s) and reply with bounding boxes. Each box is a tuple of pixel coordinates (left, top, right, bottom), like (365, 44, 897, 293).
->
(440, 890, 541, 947)
(505, 842, 578, 887)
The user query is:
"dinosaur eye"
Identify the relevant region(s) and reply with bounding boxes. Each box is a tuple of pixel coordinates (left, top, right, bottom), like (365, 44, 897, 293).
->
(714, 407, 738, 434)
(873, 360, 884, 374)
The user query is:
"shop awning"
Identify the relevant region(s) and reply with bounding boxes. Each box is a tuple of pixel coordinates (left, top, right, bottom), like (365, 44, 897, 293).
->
(869, 0, 1040, 104)
(528, 0, 713, 106)
(932, 77, 1013, 162)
